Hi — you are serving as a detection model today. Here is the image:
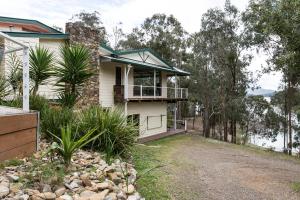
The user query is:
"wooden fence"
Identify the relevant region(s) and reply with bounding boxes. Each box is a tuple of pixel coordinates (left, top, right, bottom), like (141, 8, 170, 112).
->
(0, 112, 38, 161)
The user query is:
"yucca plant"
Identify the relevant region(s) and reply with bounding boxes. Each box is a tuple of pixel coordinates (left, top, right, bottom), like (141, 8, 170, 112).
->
(50, 126, 100, 167)
(0, 76, 10, 103)
(30, 46, 55, 95)
(7, 53, 23, 97)
(55, 44, 93, 107)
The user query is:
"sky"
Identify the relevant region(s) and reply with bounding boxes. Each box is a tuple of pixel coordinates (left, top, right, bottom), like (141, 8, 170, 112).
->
(0, 0, 282, 90)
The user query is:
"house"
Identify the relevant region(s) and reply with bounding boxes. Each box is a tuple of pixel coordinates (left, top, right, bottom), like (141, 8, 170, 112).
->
(0, 16, 68, 99)
(0, 17, 190, 140)
(98, 44, 190, 139)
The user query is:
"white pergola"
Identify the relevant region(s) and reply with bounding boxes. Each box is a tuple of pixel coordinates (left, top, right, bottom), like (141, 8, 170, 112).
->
(0, 32, 29, 111)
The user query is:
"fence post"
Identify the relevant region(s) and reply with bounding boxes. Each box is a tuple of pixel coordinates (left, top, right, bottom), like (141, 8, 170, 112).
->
(185, 120, 187, 132)
(140, 85, 143, 98)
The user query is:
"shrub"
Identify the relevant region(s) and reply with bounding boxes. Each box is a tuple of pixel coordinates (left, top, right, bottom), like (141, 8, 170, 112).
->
(41, 107, 75, 138)
(50, 126, 99, 166)
(78, 106, 138, 160)
(57, 92, 78, 108)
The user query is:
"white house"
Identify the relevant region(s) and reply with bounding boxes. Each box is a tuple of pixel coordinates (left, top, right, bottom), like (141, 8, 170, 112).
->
(0, 16, 190, 141)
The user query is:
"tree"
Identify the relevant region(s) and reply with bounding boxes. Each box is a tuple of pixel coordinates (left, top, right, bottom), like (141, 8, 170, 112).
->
(55, 44, 93, 107)
(240, 95, 270, 144)
(71, 11, 106, 39)
(188, 1, 251, 142)
(243, 0, 300, 154)
(119, 14, 188, 68)
(29, 46, 55, 96)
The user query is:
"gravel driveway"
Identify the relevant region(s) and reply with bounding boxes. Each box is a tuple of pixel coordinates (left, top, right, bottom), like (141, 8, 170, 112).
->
(159, 134, 300, 200)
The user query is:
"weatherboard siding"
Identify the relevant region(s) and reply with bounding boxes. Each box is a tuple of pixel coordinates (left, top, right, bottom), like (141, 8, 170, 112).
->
(127, 102, 167, 137)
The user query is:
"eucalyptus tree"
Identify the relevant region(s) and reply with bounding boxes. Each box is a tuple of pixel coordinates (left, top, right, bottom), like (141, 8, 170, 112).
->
(243, 0, 300, 154)
(119, 14, 188, 68)
(192, 0, 252, 142)
(29, 46, 55, 96)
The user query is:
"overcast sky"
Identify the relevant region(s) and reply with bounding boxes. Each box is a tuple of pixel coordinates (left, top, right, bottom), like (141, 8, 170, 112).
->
(0, 0, 282, 90)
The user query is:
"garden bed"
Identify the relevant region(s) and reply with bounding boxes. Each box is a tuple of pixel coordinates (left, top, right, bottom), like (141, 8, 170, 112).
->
(0, 141, 144, 200)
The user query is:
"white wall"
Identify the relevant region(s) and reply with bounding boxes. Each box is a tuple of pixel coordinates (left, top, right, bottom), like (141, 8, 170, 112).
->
(127, 102, 167, 137)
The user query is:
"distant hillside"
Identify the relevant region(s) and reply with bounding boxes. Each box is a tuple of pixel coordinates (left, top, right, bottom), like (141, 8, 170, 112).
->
(247, 88, 275, 97)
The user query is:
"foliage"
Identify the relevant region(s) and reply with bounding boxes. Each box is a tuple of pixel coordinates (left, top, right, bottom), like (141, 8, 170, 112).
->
(55, 44, 93, 107)
(41, 107, 75, 138)
(119, 13, 188, 67)
(50, 126, 98, 166)
(30, 46, 55, 95)
(0, 75, 10, 102)
(57, 92, 78, 108)
(7, 53, 22, 96)
(78, 106, 138, 161)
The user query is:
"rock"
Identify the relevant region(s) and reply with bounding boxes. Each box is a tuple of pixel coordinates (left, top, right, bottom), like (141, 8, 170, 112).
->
(95, 182, 109, 190)
(0, 185, 9, 198)
(6, 174, 19, 182)
(124, 184, 135, 195)
(37, 192, 56, 200)
(19, 194, 30, 200)
(65, 181, 79, 190)
(25, 189, 40, 195)
(89, 189, 109, 200)
(31, 195, 44, 200)
(107, 173, 122, 185)
(54, 187, 66, 197)
(105, 192, 117, 200)
(116, 191, 127, 200)
(42, 184, 52, 193)
(59, 194, 73, 200)
(80, 190, 97, 197)
(81, 176, 92, 187)
(127, 193, 141, 200)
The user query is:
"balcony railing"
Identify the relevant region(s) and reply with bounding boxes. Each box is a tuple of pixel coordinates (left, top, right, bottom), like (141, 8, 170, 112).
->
(128, 85, 188, 99)
(114, 85, 188, 103)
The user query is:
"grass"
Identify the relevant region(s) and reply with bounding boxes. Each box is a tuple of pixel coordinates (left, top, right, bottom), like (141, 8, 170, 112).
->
(292, 182, 300, 192)
(0, 159, 24, 169)
(131, 135, 190, 200)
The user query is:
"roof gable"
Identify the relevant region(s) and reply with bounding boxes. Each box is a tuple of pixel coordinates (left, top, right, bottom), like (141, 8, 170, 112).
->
(0, 16, 62, 33)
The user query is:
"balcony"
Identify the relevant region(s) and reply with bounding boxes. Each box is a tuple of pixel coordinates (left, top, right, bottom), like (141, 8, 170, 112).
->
(114, 85, 188, 103)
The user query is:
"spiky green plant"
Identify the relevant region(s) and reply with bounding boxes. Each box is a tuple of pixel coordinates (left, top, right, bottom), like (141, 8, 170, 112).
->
(50, 126, 100, 167)
(7, 53, 22, 96)
(0, 76, 10, 102)
(55, 44, 93, 107)
(29, 46, 55, 95)
(78, 106, 138, 161)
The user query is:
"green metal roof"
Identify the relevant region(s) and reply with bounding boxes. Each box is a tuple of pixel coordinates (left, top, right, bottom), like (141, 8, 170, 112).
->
(0, 16, 63, 33)
(101, 55, 190, 76)
(3, 31, 69, 39)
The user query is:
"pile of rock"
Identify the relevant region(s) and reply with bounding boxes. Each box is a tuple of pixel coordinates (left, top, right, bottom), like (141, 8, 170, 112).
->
(0, 144, 143, 200)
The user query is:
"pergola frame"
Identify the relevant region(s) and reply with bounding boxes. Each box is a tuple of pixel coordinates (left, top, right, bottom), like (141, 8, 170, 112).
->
(0, 32, 29, 111)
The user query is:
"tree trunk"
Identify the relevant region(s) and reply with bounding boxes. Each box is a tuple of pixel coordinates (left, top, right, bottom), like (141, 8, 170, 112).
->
(224, 120, 228, 142)
(288, 81, 292, 155)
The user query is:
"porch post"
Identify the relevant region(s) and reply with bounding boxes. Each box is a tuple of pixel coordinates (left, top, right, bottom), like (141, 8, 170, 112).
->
(153, 69, 156, 98)
(174, 74, 177, 130)
(22, 47, 29, 111)
(124, 64, 132, 116)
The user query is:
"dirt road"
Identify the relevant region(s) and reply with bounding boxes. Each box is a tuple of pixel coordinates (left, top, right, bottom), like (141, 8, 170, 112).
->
(159, 134, 300, 200)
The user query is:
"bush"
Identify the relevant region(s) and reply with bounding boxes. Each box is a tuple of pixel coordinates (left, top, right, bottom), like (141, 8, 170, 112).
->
(78, 106, 138, 160)
(41, 107, 75, 138)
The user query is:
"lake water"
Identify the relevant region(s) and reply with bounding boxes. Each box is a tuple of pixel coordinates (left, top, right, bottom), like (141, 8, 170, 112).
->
(249, 133, 299, 154)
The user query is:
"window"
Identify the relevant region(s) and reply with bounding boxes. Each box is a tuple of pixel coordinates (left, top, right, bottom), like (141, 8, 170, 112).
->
(133, 68, 161, 96)
(115, 67, 122, 85)
(127, 114, 140, 126)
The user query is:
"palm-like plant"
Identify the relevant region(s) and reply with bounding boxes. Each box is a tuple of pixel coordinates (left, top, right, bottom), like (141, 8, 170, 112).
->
(0, 75, 10, 102)
(50, 126, 100, 167)
(30, 46, 55, 95)
(7, 53, 23, 97)
(55, 44, 93, 103)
